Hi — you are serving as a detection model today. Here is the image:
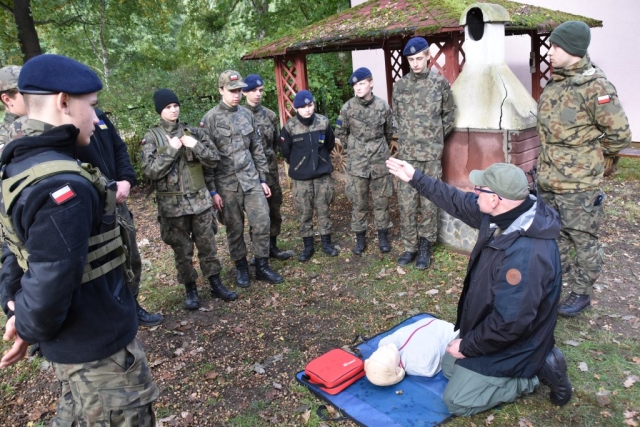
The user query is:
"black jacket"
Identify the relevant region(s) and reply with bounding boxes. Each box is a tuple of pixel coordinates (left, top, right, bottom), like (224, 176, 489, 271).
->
(280, 113, 335, 180)
(410, 170, 562, 378)
(0, 125, 137, 364)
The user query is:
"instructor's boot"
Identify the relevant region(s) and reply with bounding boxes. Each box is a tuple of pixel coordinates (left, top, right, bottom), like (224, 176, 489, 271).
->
(398, 251, 417, 266)
(377, 229, 391, 253)
(209, 275, 238, 301)
(298, 237, 315, 262)
(558, 292, 591, 317)
(352, 231, 367, 255)
(136, 300, 164, 327)
(415, 237, 432, 270)
(235, 258, 251, 288)
(184, 283, 200, 311)
(538, 347, 572, 406)
(269, 236, 291, 260)
(255, 258, 284, 284)
(321, 234, 339, 256)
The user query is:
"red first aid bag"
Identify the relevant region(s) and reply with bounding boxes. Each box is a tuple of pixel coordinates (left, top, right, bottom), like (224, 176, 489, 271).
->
(304, 348, 365, 395)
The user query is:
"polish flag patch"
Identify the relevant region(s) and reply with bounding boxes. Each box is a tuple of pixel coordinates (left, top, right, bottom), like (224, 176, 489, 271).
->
(230, 75, 238, 81)
(598, 95, 611, 105)
(51, 185, 76, 205)
(200, 122, 204, 127)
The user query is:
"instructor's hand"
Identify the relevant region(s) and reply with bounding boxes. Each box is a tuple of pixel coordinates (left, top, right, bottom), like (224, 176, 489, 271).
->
(386, 158, 415, 183)
(1, 316, 29, 368)
(446, 339, 466, 359)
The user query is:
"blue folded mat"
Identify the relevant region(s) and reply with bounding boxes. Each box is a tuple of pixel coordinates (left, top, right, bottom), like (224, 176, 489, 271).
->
(296, 313, 452, 426)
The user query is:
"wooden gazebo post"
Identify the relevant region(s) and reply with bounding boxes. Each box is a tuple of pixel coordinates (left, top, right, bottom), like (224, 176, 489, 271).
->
(530, 30, 552, 100)
(274, 53, 309, 128)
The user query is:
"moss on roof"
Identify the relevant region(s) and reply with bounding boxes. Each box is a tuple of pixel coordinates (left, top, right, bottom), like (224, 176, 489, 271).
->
(243, 0, 601, 59)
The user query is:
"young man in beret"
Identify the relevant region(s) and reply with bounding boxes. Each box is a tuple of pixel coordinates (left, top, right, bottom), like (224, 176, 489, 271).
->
(0, 65, 27, 153)
(0, 54, 158, 425)
(392, 36, 455, 270)
(280, 90, 338, 261)
(536, 21, 631, 316)
(335, 67, 394, 255)
(388, 158, 571, 415)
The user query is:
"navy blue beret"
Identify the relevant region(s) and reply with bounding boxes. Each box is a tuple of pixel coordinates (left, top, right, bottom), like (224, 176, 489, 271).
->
(243, 74, 265, 92)
(349, 67, 372, 86)
(19, 54, 103, 95)
(403, 37, 429, 56)
(293, 90, 314, 108)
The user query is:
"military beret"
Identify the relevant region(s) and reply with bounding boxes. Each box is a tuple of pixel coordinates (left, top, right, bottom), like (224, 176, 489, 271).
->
(0, 66, 21, 92)
(18, 54, 102, 95)
(349, 67, 372, 86)
(550, 21, 590, 58)
(153, 88, 180, 114)
(219, 70, 247, 90)
(403, 37, 429, 56)
(293, 90, 314, 108)
(242, 74, 265, 92)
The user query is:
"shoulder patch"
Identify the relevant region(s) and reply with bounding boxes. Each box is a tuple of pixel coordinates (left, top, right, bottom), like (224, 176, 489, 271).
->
(141, 138, 146, 145)
(199, 121, 204, 127)
(97, 119, 108, 130)
(51, 184, 76, 205)
(597, 95, 611, 105)
(506, 268, 522, 286)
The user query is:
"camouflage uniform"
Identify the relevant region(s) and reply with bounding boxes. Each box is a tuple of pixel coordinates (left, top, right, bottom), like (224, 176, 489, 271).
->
(392, 69, 455, 251)
(0, 111, 20, 153)
(336, 95, 394, 232)
(537, 56, 631, 296)
(200, 102, 271, 260)
(0, 65, 22, 154)
(140, 119, 223, 284)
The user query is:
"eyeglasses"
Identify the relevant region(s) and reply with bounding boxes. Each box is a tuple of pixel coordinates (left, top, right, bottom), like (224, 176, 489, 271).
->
(474, 186, 502, 200)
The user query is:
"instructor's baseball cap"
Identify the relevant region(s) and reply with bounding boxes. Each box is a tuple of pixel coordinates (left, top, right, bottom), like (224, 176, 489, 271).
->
(219, 70, 247, 90)
(469, 163, 530, 201)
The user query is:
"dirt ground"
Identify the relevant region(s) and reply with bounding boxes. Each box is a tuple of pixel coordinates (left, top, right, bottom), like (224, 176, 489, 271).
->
(1, 166, 638, 426)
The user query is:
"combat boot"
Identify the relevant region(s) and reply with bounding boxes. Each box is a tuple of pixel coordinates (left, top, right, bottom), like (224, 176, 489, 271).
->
(398, 251, 417, 266)
(415, 237, 432, 270)
(538, 347, 572, 406)
(136, 300, 164, 327)
(299, 236, 315, 262)
(558, 292, 591, 317)
(377, 229, 391, 253)
(209, 275, 238, 301)
(269, 236, 291, 260)
(352, 231, 367, 255)
(235, 257, 251, 288)
(255, 258, 284, 284)
(184, 283, 200, 310)
(321, 234, 339, 256)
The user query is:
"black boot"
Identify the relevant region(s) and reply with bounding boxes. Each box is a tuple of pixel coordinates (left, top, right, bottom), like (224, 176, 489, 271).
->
(299, 236, 315, 262)
(269, 236, 291, 260)
(209, 275, 238, 301)
(558, 292, 591, 317)
(136, 300, 164, 327)
(415, 237, 432, 270)
(398, 251, 417, 266)
(352, 231, 367, 255)
(377, 229, 391, 253)
(184, 283, 200, 310)
(255, 257, 284, 284)
(321, 234, 339, 256)
(235, 257, 251, 288)
(538, 347, 572, 406)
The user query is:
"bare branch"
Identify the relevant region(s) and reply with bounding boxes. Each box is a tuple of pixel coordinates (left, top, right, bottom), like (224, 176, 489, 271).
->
(0, 1, 13, 14)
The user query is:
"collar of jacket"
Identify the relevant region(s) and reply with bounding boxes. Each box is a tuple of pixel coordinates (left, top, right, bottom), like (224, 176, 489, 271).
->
(552, 55, 591, 81)
(296, 113, 316, 127)
(219, 102, 238, 112)
(487, 196, 538, 250)
(159, 119, 180, 135)
(3, 112, 20, 125)
(410, 69, 432, 81)
(356, 95, 375, 107)
(2, 123, 78, 165)
(245, 102, 261, 113)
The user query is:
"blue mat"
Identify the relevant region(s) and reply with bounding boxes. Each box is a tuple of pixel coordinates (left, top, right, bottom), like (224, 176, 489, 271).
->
(296, 313, 452, 427)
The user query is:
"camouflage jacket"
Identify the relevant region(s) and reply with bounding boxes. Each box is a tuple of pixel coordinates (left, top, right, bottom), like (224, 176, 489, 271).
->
(0, 112, 21, 155)
(140, 119, 218, 218)
(537, 56, 632, 193)
(244, 102, 280, 187)
(280, 113, 335, 181)
(201, 102, 268, 192)
(392, 69, 455, 161)
(335, 95, 394, 179)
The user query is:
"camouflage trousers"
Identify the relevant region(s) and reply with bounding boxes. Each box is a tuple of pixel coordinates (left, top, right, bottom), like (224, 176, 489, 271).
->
(159, 208, 222, 284)
(118, 202, 142, 298)
(397, 160, 441, 251)
(345, 173, 393, 232)
(265, 168, 284, 237)
(292, 174, 334, 237)
(539, 189, 605, 295)
(219, 184, 270, 261)
(52, 339, 159, 426)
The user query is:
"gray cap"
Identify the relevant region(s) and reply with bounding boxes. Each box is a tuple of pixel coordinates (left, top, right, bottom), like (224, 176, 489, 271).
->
(0, 65, 21, 91)
(218, 70, 247, 90)
(469, 163, 530, 200)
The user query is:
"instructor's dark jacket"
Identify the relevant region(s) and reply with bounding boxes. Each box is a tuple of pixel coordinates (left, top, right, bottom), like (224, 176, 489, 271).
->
(410, 170, 562, 378)
(280, 113, 335, 180)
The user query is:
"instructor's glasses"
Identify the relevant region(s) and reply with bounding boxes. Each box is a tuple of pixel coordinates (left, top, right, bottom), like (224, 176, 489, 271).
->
(474, 186, 502, 200)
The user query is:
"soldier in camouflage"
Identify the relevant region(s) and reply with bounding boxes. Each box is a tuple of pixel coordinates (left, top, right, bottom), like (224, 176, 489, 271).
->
(536, 21, 631, 316)
(0, 65, 27, 154)
(201, 71, 284, 287)
(280, 90, 339, 262)
(242, 74, 291, 261)
(335, 67, 394, 255)
(392, 37, 456, 269)
(141, 88, 238, 310)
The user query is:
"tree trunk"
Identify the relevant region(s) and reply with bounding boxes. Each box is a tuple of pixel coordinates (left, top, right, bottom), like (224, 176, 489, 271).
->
(13, 0, 42, 62)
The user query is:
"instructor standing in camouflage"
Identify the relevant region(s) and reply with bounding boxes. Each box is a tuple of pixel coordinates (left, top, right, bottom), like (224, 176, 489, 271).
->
(392, 37, 455, 269)
(0, 65, 27, 153)
(201, 71, 283, 287)
(335, 67, 394, 255)
(141, 88, 238, 310)
(242, 74, 290, 261)
(536, 21, 631, 316)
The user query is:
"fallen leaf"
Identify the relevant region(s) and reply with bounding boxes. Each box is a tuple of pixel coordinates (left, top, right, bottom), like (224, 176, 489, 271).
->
(253, 363, 266, 374)
(623, 375, 639, 388)
(564, 340, 580, 347)
(198, 307, 212, 312)
(595, 390, 611, 407)
(425, 289, 439, 296)
(273, 382, 282, 389)
(578, 362, 589, 372)
(486, 414, 494, 425)
(205, 371, 218, 380)
(518, 418, 533, 427)
(396, 266, 406, 275)
(623, 420, 638, 427)
(302, 409, 311, 423)
(625, 410, 638, 419)
(600, 411, 613, 418)
(632, 357, 640, 365)
(27, 406, 47, 421)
